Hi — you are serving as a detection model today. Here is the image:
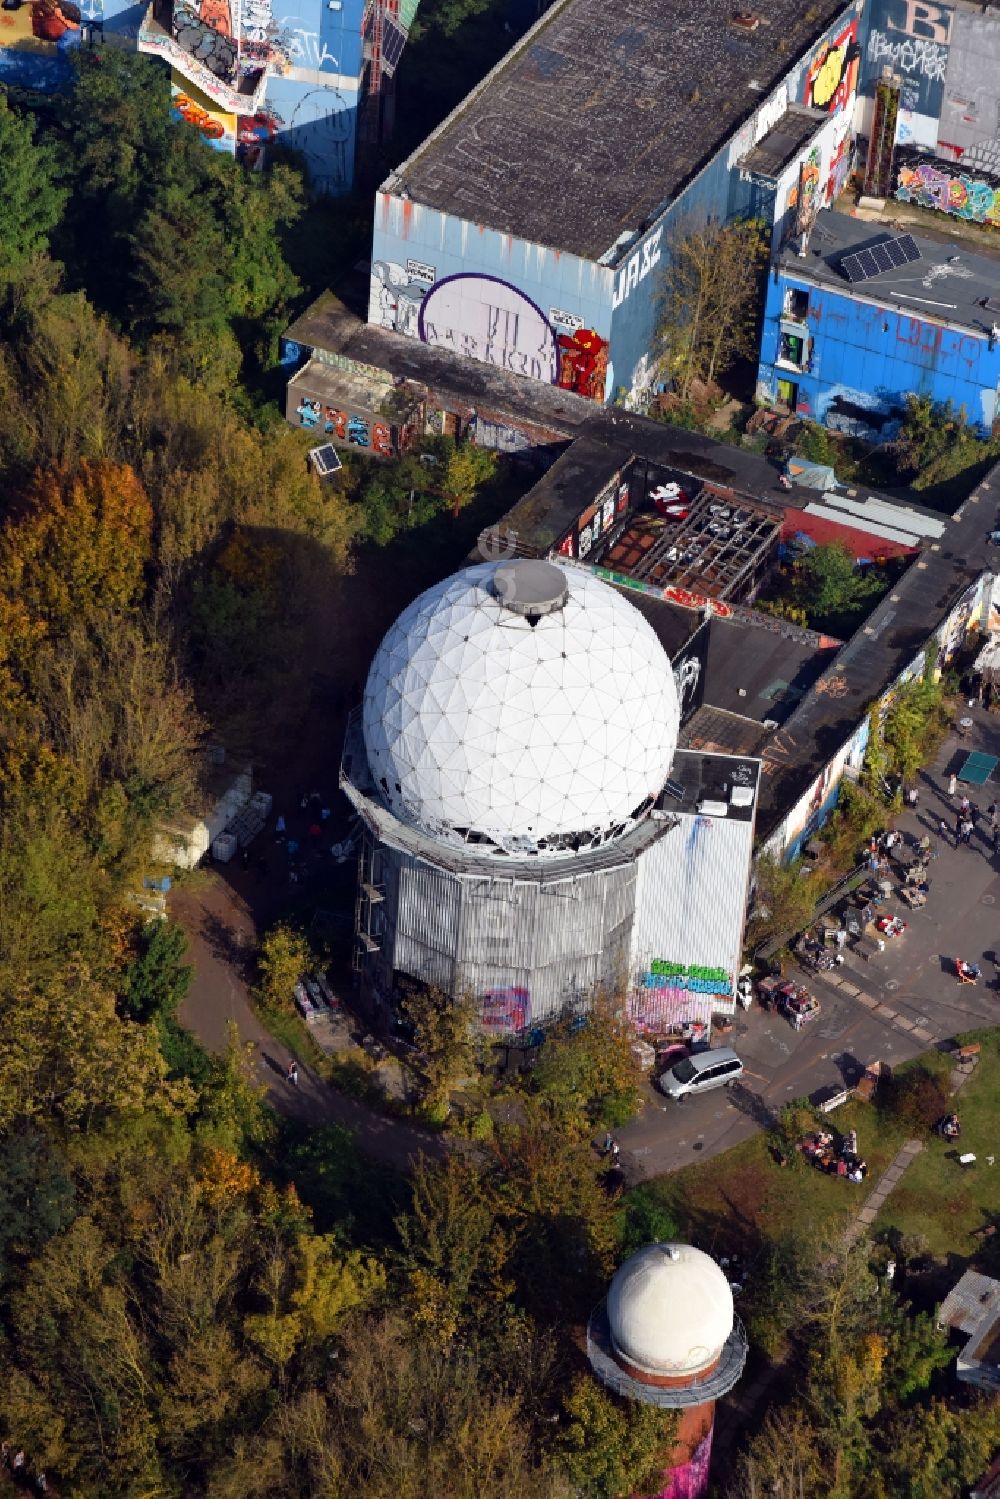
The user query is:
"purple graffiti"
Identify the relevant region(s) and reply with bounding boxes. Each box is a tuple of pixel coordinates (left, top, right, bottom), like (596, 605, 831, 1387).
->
(418, 273, 559, 384)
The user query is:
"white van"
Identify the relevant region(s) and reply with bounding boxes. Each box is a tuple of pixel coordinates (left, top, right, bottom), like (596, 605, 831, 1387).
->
(657, 1047, 744, 1101)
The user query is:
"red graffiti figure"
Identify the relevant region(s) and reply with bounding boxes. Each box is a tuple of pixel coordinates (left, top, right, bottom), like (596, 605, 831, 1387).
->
(556, 328, 609, 401)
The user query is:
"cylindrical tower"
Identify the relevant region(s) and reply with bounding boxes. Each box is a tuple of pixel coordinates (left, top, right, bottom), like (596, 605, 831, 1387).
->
(587, 1242, 747, 1499)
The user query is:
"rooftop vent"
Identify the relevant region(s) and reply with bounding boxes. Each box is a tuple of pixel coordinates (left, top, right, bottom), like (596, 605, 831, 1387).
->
(493, 559, 569, 622)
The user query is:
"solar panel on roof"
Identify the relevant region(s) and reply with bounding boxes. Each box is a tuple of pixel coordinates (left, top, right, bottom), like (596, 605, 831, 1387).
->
(840, 233, 922, 284)
(309, 443, 342, 477)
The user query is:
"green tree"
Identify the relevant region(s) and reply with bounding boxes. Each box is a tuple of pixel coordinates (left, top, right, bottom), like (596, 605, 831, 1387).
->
(657, 218, 768, 399)
(556, 1375, 674, 1499)
(0, 99, 66, 276)
(123, 920, 192, 1024)
(794, 542, 883, 627)
(531, 990, 645, 1131)
(401, 983, 476, 1119)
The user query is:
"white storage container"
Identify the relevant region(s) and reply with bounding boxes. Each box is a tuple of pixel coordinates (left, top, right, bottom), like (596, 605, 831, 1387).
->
(212, 832, 238, 864)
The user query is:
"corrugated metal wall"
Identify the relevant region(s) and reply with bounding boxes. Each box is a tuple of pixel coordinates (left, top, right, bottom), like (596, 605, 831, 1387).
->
(631, 813, 753, 998)
(383, 849, 638, 1026)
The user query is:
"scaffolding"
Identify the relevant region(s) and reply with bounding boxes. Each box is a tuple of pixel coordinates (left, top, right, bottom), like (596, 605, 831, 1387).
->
(353, 829, 385, 973)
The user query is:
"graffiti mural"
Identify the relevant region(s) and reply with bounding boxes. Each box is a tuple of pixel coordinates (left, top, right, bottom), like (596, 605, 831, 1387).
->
(0, 0, 79, 88)
(894, 150, 1000, 225)
(173, 0, 238, 82)
(656, 1428, 714, 1499)
(556, 327, 608, 401)
(236, 105, 282, 167)
(368, 263, 609, 397)
(294, 399, 392, 454)
(172, 80, 237, 151)
(480, 986, 530, 1033)
(419, 274, 560, 383)
(864, 0, 953, 126)
(803, 18, 860, 113)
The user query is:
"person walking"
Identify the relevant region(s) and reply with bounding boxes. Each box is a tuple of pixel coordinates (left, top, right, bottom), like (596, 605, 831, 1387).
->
(906, 786, 919, 809)
(286, 1060, 299, 1087)
(960, 795, 971, 818)
(989, 801, 997, 830)
(938, 817, 951, 843)
(948, 772, 958, 797)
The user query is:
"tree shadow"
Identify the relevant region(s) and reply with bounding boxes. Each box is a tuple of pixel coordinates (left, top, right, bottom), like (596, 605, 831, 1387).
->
(727, 1080, 777, 1130)
(200, 909, 255, 982)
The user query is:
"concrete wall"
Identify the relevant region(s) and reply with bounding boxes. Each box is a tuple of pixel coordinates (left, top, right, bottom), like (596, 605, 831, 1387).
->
(364, 3, 863, 412)
(368, 196, 615, 398)
(757, 270, 1000, 437)
(861, 0, 1000, 172)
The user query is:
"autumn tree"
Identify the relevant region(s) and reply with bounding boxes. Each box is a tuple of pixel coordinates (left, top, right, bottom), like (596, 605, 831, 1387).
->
(396, 1153, 513, 1348)
(401, 983, 476, 1120)
(745, 853, 816, 952)
(255, 923, 314, 1013)
(656, 217, 769, 399)
(556, 1375, 675, 1499)
(0, 460, 152, 630)
(530, 989, 645, 1131)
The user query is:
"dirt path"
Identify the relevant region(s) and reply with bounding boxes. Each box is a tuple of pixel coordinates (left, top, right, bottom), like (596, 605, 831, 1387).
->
(172, 879, 446, 1172)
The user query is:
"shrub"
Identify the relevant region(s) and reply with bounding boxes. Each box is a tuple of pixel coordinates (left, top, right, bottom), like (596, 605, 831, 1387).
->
(889, 1066, 950, 1130)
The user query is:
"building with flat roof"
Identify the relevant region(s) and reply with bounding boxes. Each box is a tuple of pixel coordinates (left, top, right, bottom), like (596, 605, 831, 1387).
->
(937, 1268, 1000, 1394)
(365, 0, 864, 410)
(756, 208, 1000, 437)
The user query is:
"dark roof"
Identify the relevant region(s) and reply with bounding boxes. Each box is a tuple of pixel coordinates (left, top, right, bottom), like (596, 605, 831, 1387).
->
(667, 749, 761, 823)
(386, 0, 858, 261)
(286, 293, 597, 437)
(756, 464, 1000, 837)
(705, 617, 837, 725)
(742, 104, 827, 181)
(680, 704, 775, 759)
(782, 209, 1000, 336)
(607, 586, 701, 662)
(496, 436, 625, 553)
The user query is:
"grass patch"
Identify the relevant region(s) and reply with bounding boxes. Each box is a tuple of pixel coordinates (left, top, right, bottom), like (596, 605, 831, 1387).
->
(635, 1098, 912, 1259)
(254, 1001, 332, 1079)
(874, 1029, 1000, 1257)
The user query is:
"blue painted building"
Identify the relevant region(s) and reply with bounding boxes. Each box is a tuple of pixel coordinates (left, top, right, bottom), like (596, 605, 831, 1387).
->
(756, 208, 1000, 437)
(358, 0, 863, 414)
(0, 0, 418, 193)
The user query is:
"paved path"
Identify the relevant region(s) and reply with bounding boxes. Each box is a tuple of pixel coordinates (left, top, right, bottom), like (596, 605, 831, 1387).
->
(173, 881, 446, 1172)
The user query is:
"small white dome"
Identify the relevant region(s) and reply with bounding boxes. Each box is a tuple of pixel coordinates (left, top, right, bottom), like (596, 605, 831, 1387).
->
(362, 560, 679, 856)
(607, 1243, 734, 1378)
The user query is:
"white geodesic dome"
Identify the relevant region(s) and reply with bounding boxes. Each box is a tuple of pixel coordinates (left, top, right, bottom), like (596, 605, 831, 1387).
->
(361, 559, 679, 856)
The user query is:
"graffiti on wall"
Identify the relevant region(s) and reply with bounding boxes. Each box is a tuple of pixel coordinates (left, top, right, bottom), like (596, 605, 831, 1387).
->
(295, 399, 393, 454)
(938, 7, 1000, 170)
(172, 81, 237, 151)
(865, 0, 953, 122)
(481, 986, 530, 1033)
(894, 151, 1000, 225)
(173, 0, 238, 83)
(627, 987, 714, 1036)
(803, 18, 860, 113)
(611, 226, 663, 311)
(656, 1428, 714, 1499)
(556, 327, 609, 401)
(369, 262, 608, 399)
(419, 274, 560, 383)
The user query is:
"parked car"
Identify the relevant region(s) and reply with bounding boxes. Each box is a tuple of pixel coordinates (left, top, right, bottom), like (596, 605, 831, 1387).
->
(657, 1047, 744, 1101)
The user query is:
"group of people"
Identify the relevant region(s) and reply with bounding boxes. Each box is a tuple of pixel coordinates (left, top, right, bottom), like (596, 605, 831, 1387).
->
(0, 1442, 46, 1490)
(936, 1112, 961, 1140)
(938, 788, 1000, 852)
(800, 1128, 869, 1184)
